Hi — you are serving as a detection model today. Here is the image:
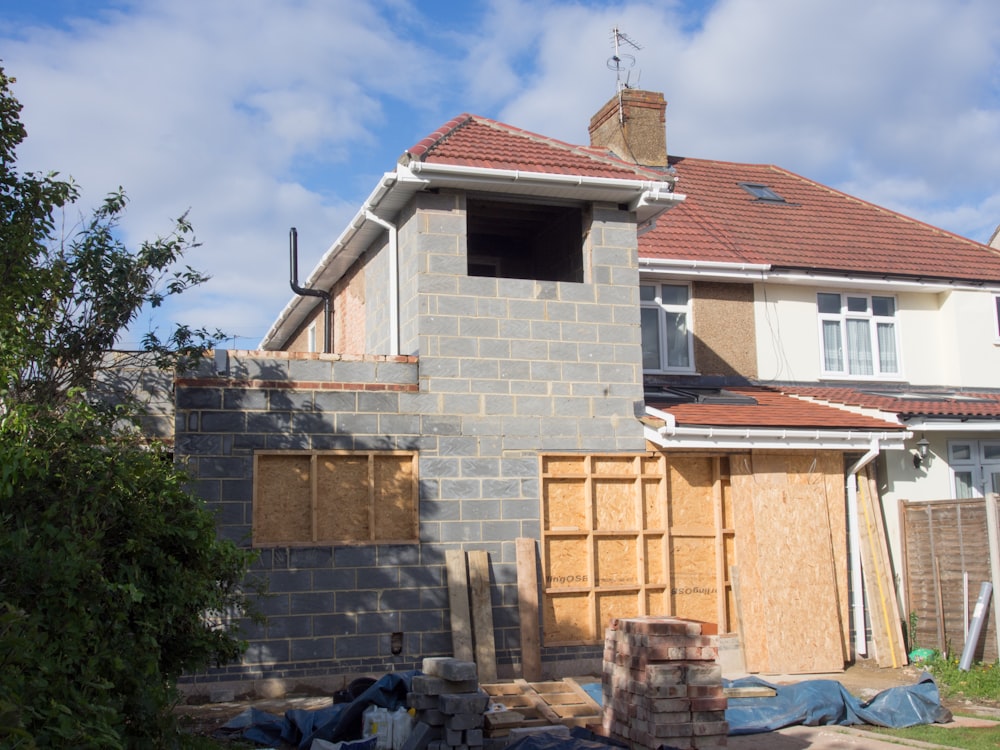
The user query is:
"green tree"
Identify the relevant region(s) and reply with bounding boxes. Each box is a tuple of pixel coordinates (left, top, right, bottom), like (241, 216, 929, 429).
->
(0, 66, 257, 748)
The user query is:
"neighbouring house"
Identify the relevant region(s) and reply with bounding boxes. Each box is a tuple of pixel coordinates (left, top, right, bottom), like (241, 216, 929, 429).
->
(173, 88, 1000, 695)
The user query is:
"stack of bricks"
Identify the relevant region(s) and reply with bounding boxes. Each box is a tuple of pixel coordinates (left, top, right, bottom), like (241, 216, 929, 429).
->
(602, 617, 727, 750)
(403, 658, 488, 750)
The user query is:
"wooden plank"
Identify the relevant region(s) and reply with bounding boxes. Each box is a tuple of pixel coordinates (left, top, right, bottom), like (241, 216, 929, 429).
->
(469, 550, 498, 682)
(858, 465, 908, 668)
(562, 677, 601, 713)
(724, 686, 777, 698)
(445, 549, 474, 662)
(514, 679, 572, 725)
(516, 538, 542, 680)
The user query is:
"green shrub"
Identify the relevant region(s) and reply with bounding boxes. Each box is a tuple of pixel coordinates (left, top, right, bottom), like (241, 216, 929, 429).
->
(0, 399, 258, 748)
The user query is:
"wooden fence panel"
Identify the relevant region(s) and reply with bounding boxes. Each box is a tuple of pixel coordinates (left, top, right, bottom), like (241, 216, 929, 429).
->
(901, 498, 997, 663)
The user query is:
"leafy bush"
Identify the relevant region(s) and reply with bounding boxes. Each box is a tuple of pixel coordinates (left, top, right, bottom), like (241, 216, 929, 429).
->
(0, 399, 258, 748)
(923, 652, 1000, 704)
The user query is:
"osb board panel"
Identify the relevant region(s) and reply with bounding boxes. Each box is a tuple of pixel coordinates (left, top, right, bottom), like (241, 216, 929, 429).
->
(691, 280, 757, 379)
(901, 498, 997, 663)
(255, 454, 313, 543)
(667, 459, 716, 529)
(540, 452, 720, 645)
(545, 537, 588, 588)
(643, 478, 665, 528)
(544, 593, 592, 643)
(317, 455, 369, 541)
(595, 536, 637, 587)
(593, 479, 637, 530)
(730, 452, 846, 673)
(373, 455, 417, 540)
(256, 450, 417, 545)
(597, 591, 639, 630)
(544, 479, 587, 531)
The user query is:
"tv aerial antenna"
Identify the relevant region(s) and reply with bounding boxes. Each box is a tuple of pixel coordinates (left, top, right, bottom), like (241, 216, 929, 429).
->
(607, 26, 641, 93)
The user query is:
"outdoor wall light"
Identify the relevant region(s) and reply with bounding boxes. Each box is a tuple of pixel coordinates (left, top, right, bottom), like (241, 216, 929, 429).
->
(913, 437, 931, 469)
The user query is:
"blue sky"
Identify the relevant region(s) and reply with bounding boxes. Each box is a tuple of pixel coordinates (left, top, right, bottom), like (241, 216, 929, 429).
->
(4, 0, 1000, 348)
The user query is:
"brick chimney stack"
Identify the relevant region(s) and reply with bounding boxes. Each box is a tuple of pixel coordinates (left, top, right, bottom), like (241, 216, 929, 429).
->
(588, 89, 668, 167)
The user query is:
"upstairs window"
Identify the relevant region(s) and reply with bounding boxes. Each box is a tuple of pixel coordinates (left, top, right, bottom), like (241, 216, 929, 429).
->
(641, 283, 693, 372)
(466, 198, 584, 282)
(818, 292, 899, 377)
(994, 295, 1000, 340)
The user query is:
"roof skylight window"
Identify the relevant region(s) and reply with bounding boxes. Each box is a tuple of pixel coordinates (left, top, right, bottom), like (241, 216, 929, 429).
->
(739, 182, 786, 202)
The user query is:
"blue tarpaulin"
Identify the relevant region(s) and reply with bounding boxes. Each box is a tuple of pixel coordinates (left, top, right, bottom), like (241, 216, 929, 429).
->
(724, 673, 953, 734)
(216, 671, 416, 749)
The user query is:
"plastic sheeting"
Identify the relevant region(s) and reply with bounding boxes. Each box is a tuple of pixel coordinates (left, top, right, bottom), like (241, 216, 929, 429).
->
(724, 673, 953, 735)
(215, 671, 415, 749)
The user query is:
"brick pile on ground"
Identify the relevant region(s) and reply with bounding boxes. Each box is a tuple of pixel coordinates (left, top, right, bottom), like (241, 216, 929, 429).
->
(403, 658, 488, 750)
(601, 616, 728, 750)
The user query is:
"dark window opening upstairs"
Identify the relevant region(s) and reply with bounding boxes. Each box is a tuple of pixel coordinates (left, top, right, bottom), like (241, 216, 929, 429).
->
(467, 198, 584, 282)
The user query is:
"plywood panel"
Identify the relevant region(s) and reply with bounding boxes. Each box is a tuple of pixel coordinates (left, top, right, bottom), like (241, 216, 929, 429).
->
(544, 537, 588, 589)
(593, 479, 636, 530)
(544, 479, 587, 531)
(730, 452, 845, 673)
(644, 534, 665, 581)
(595, 536, 637, 587)
(668, 458, 715, 528)
(317, 454, 369, 540)
(373, 454, 417, 540)
(597, 591, 638, 633)
(255, 454, 312, 543)
(642, 478, 665, 528)
(544, 593, 592, 643)
(592, 456, 637, 475)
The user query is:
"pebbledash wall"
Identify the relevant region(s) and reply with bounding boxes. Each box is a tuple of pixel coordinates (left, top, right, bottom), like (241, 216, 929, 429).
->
(177, 197, 651, 694)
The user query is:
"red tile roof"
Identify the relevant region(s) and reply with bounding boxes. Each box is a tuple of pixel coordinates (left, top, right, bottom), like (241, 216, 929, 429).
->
(643, 157, 1000, 283)
(783, 386, 1000, 420)
(406, 113, 1000, 283)
(646, 387, 903, 430)
(404, 114, 670, 181)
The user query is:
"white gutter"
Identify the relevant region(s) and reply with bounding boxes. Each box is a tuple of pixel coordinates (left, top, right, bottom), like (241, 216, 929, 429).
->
(645, 405, 909, 451)
(845, 440, 882, 658)
(400, 161, 685, 222)
(364, 211, 399, 356)
(902, 420, 1000, 433)
(638, 258, 1000, 292)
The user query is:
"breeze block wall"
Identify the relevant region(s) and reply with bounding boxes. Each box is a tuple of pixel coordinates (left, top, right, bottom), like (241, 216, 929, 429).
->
(176, 190, 652, 696)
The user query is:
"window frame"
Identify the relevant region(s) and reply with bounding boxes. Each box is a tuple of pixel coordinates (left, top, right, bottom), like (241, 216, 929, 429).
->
(640, 281, 695, 373)
(994, 295, 1000, 342)
(252, 450, 419, 546)
(947, 439, 1000, 499)
(817, 291, 902, 379)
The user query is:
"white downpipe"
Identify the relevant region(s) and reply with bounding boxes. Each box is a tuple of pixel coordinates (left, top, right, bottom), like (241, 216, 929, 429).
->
(364, 211, 399, 356)
(846, 440, 881, 659)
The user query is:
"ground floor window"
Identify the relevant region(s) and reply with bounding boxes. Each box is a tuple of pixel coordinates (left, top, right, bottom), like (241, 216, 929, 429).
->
(948, 439, 1000, 498)
(253, 450, 418, 545)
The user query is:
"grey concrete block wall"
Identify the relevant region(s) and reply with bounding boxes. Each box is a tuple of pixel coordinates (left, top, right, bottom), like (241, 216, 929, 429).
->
(178, 189, 648, 692)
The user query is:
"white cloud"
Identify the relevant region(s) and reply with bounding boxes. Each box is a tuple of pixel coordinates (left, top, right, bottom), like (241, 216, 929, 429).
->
(4, 0, 1000, 348)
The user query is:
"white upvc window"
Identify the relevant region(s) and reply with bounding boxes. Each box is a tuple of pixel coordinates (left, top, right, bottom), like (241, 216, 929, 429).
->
(994, 295, 1000, 341)
(948, 439, 1000, 498)
(307, 322, 317, 353)
(640, 282, 694, 372)
(817, 292, 900, 378)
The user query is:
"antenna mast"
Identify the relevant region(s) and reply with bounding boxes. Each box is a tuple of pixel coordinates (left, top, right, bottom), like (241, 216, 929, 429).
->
(607, 26, 642, 124)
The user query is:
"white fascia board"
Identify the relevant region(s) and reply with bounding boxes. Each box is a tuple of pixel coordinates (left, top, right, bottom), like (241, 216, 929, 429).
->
(903, 419, 1000, 433)
(644, 423, 911, 451)
(637, 258, 1000, 293)
(400, 161, 684, 223)
(259, 172, 403, 349)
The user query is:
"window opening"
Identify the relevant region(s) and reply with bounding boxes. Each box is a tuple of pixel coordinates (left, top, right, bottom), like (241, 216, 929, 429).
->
(641, 282, 693, 372)
(466, 198, 584, 282)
